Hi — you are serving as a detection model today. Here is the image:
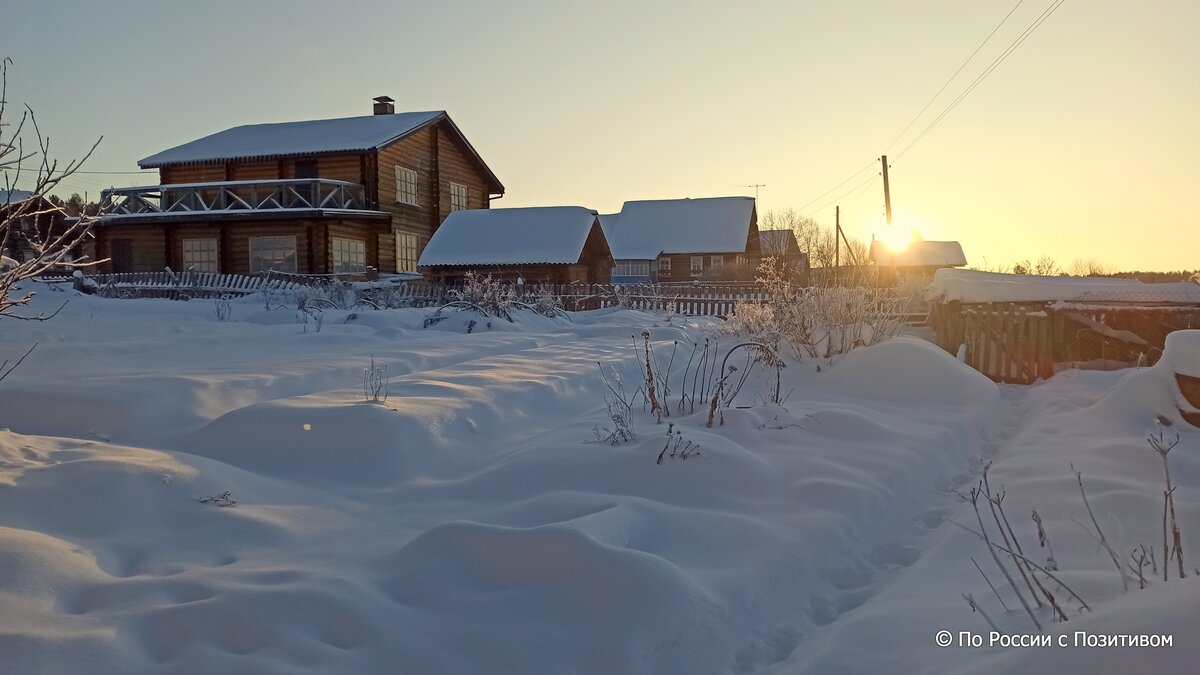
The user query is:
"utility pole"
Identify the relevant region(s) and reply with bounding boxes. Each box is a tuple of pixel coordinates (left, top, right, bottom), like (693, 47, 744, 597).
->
(880, 155, 893, 226)
(835, 205, 840, 269)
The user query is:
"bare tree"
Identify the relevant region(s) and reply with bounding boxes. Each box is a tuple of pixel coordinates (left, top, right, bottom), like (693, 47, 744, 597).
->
(1069, 258, 1109, 277)
(760, 208, 820, 260)
(1012, 255, 1061, 276)
(1, 57, 102, 320)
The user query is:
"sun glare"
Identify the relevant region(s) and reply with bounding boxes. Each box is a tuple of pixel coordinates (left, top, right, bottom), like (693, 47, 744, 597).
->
(880, 228, 915, 253)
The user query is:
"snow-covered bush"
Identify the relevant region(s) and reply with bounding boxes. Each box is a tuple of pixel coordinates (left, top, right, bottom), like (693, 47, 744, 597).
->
(213, 297, 232, 321)
(725, 257, 907, 360)
(530, 283, 563, 318)
(449, 272, 516, 320)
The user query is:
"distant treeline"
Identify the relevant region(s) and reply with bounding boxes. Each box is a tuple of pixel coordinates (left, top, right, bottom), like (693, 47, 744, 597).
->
(1106, 270, 1199, 284)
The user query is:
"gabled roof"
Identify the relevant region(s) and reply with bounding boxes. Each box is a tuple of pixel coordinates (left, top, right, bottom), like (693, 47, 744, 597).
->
(759, 229, 801, 256)
(138, 111, 503, 193)
(419, 206, 606, 267)
(870, 240, 967, 268)
(601, 196, 756, 260)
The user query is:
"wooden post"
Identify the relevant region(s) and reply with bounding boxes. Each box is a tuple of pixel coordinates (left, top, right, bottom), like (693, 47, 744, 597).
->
(881, 155, 893, 226)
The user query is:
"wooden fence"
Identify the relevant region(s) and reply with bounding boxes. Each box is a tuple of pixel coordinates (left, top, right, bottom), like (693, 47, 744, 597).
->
(932, 301, 1200, 384)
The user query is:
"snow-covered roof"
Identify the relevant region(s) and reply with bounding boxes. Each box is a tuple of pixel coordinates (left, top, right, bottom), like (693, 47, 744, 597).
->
(1, 189, 34, 205)
(138, 111, 504, 192)
(602, 197, 755, 260)
(419, 207, 605, 267)
(870, 240, 967, 268)
(928, 268, 1200, 304)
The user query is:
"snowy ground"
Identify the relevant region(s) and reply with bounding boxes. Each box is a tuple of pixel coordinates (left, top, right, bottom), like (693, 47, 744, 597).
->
(0, 281, 1197, 674)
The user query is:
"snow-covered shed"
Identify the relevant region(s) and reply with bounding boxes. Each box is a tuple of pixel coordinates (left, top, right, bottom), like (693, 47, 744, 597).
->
(869, 239, 967, 274)
(419, 206, 613, 284)
(600, 196, 759, 283)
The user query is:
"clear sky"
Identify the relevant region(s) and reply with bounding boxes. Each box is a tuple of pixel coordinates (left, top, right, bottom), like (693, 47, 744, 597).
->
(3, 0, 1196, 271)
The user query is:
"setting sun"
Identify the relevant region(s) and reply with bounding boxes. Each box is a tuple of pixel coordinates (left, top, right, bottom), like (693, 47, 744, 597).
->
(879, 227, 916, 253)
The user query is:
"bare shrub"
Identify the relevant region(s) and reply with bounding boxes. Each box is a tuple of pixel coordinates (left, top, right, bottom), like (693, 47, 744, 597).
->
(593, 363, 639, 445)
(363, 354, 389, 403)
(1, 58, 101, 321)
(726, 257, 906, 360)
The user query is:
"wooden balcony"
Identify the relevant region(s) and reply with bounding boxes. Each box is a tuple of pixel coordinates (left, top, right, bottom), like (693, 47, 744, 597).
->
(100, 179, 380, 220)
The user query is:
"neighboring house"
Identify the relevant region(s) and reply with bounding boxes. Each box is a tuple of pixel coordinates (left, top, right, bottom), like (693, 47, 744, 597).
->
(1, 189, 78, 265)
(95, 97, 504, 275)
(600, 196, 759, 283)
(418, 206, 613, 285)
(758, 229, 809, 280)
(869, 239, 967, 280)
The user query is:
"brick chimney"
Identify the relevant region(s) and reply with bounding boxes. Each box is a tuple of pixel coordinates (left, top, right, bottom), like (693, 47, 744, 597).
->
(373, 96, 395, 115)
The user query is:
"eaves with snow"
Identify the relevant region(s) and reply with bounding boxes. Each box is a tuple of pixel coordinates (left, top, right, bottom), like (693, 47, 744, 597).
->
(418, 206, 607, 266)
(136, 111, 503, 193)
(600, 196, 756, 260)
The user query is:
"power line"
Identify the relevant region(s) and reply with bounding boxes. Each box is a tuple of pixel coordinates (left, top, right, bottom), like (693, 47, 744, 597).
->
(795, 160, 876, 213)
(885, 0, 1027, 154)
(896, 0, 1068, 160)
(803, 173, 878, 218)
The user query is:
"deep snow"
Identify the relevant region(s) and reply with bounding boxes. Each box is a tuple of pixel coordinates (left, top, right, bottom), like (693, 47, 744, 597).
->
(0, 280, 1197, 674)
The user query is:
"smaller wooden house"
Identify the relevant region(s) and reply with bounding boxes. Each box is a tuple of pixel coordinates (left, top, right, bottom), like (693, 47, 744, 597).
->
(1, 189, 82, 266)
(418, 206, 612, 284)
(601, 196, 759, 283)
(758, 229, 809, 281)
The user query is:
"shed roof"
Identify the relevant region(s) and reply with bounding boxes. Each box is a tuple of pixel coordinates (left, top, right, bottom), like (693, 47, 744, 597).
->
(870, 240, 967, 268)
(419, 206, 605, 267)
(601, 197, 756, 260)
(928, 268, 1200, 305)
(138, 111, 503, 192)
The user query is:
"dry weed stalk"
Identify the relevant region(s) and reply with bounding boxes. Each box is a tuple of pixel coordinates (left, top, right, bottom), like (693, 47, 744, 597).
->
(1148, 428, 1185, 580)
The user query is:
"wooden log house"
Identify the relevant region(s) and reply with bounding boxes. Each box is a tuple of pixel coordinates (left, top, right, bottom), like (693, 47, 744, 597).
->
(93, 97, 504, 276)
(599, 197, 761, 283)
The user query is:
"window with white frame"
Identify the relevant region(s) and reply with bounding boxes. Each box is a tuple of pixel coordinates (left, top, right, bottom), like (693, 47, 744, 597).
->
(249, 235, 297, 273)
(331, 237, 366, 274)
(449, 182, 469, 212)
(395, 166, 418, 206)
(613, 260, 651, 277)
(657, 257, 671, 272)
(182, 238, 219, 272)
(690, 256, 704, 273)
(709, 255, 724, 271)
(396, 232, 419, 273)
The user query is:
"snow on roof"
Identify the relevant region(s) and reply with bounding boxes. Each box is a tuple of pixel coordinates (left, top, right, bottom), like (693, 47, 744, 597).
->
(602, 197, 755, 260)
(928, 268, 1200, 304)
(141, 112, 443, 167)
(419, 207, 603, 267)
(2, 189, 34, 204)
(870, 240, 967, 267)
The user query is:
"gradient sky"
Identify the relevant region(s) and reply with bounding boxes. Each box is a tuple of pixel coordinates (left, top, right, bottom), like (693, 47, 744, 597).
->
(3, 0, 1196, 271)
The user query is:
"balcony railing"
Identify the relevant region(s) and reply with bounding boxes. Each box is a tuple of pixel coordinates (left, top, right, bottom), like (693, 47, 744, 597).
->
(100, 179, 374, 218)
